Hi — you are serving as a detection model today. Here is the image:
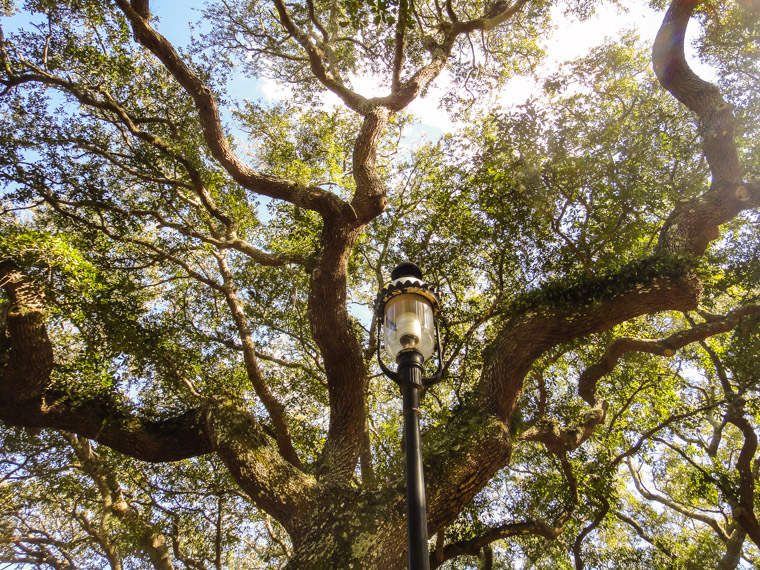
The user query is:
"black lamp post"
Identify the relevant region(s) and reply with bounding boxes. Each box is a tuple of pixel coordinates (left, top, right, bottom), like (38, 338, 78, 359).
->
(375, 262, 442, 570)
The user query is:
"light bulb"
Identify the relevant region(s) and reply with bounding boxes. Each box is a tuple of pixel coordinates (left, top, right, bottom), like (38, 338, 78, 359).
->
(396, 312, 422, 350)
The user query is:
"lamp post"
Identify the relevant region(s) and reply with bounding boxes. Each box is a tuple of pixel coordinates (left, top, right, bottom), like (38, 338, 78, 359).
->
(375, 262, 442, 570)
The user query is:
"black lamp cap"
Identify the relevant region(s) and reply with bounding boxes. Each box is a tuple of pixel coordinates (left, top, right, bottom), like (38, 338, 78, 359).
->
(391, 261, 423, 281)
(374, 262, 440, 320)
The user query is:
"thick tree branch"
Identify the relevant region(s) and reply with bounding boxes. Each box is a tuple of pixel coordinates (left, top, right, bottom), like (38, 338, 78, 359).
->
(480, 257, 702, 420)
(112, 0, 349, 218)
(381, 0, 532, 112)
(0, 259, 53, 401)
(653, 0, 741, 183)
(654, 0, 760, 255)
(1, 263, 310, 526)
(307, 219, 367, 482)
(429, 519, 563, 569)
(6, 397, 317, 543)
(460, 0, 532, 33)
(425, 411, 512, 543)
(350, 107, 391, 223)
(520, 404, 607, 454)
(725, 403, 760, 547)
(437, 259, 706, 552)
(720, 528, 748, 570)
(0, 261, 215, 463)
(203, 398, 317, 542)
(102, 2, 375, 485)
(0, 395, 214, 463)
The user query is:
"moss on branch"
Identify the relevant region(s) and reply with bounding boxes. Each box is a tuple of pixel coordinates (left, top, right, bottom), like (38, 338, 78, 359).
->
(504, 254, 701, 317)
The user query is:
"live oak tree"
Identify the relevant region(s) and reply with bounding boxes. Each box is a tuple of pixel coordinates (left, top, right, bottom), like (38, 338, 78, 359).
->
(1, 0, 760, 568)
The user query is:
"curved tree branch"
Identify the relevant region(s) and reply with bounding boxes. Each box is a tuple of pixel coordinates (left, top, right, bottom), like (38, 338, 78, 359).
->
(627, 457, 729, 540)
(480, 258, 703, 420)
(0, 61, 241, 239)
(112, 0, 349, 219)
(578, 304, 760, 404)
(572, 495, 610, 570)
(520, 404, 607, 454)
(605, 401, 723, 473)
(215, 253, 303, 470)
(203, 397, 317, 543)
(430, 450, 577, 569)
(271, 0, 369, 113)
(654, 0, 760, 255)
(351, 107, 391, 223)
(613, 511, 675, 559)
(429, 519, 563, 569)
(653, 0, 741, 183)
(0, 261, 312, 542)
(724, 404, 760, 547)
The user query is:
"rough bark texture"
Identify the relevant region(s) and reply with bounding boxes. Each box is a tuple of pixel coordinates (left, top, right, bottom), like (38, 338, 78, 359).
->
(0, 259, 53, 401)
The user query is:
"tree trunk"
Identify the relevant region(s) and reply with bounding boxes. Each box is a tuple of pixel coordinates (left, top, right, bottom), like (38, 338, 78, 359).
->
(282, 412, 513, 569)
(284, 488, 409, 569)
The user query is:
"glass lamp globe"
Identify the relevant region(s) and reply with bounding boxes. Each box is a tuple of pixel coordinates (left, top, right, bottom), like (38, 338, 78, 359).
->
(383, 293, 436, 360)
(376, 262, 440, 362)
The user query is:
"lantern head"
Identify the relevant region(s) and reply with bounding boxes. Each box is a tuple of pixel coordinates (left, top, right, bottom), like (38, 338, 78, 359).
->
(374, 262, 440, 361)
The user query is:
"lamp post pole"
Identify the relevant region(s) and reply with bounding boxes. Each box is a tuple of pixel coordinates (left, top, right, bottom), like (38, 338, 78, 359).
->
(375, 262, 442, 570)
(397, 349, 429, 570)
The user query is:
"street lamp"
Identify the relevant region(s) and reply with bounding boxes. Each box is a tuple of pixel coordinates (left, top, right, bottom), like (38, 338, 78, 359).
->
(375, 262, 442, 570)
